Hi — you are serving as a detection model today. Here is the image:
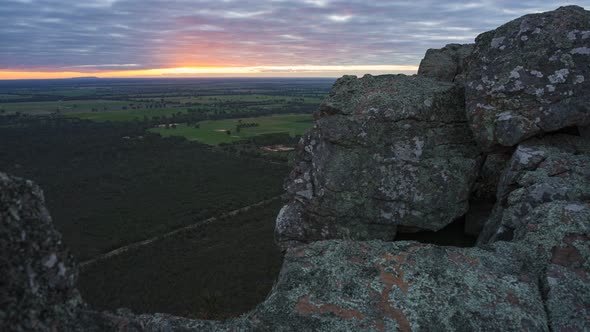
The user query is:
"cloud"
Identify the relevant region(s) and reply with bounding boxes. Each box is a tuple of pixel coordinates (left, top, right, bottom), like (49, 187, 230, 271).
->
(68, 63, 140, 68)
(327, 14, 353, 22)
(0, 0, 589, 74)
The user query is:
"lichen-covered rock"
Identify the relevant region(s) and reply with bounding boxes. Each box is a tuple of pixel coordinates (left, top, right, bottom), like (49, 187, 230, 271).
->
(239, 240, 548, 331)
(465, 5, 590, 149)
(473, 134, 590, 331)
(0, 173, 83, 331)
(418, 43, 474, 82)
(544, 231, 590, 331)
(477, 134, 590, 244)
(276, 74, 481, 249)
(507, 201, 590, 332)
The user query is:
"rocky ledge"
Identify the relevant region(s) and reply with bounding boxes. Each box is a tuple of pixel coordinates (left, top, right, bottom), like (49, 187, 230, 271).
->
(1, 5, 589, 332)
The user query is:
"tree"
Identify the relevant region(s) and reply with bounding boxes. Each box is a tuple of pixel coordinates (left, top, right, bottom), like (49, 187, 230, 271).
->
(226, 130, 231, 135)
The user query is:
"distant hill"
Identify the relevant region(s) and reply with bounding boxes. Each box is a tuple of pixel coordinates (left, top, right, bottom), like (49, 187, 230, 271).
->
(69, 76, 100, 80)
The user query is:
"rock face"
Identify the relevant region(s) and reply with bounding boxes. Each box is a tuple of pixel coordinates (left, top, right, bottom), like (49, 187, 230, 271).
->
(418, 43, 474, 82)
(465, 5, 590, 150)
(474, 134, 590, 331)
(511, 201, 590, 332)
(477, 135, 590, 244)
(277, 74, 481, 249)
(0, 173, 83, 331)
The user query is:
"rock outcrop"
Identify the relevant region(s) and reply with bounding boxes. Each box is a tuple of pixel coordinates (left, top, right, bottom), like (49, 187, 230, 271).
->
(465, 5, 590, 150)
(477, 135, 590, 244)
(418, 43, 474, 82)
(0, 173, 83, 331)
(277, 74, 481, 249)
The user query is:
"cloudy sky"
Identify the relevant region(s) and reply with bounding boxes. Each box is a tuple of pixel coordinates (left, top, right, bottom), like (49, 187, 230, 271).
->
(1, 0, 589, 78)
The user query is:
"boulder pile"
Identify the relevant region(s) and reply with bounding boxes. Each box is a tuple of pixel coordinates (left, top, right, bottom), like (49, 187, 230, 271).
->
(1, 5, 588, 332)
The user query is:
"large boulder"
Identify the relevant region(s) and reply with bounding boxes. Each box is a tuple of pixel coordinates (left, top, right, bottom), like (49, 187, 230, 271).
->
(277, 74, 481, 249)
(0, 173, 83, 331)
(477, 134, 590, 244)
(418, 43, 474, 83)
(465, 5, 590, 150)
(236, 240, 548, 331)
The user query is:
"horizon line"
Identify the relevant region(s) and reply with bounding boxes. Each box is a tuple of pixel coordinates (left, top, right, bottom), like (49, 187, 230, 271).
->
(0, 65, 418, 80)
(0, 76, 345, 81)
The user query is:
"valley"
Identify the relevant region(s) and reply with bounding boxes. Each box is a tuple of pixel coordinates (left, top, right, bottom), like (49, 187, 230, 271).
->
(0, 77, 333, 318)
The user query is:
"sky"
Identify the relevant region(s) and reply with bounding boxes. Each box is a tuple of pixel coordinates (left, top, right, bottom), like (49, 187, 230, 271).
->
(1, 0, 589, 79)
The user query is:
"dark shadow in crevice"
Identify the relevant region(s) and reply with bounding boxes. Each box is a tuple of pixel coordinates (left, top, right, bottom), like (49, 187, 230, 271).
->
(547, 125, 581, 137)
(395, 216, 476, 247)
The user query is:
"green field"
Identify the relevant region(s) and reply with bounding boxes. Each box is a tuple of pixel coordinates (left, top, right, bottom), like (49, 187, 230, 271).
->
(0, 99, 146, 115)
(149, 114, 313, 145)
(0, 94, 32, 101)
(133, 94, 321, 103)
(67, 107, 187, 122)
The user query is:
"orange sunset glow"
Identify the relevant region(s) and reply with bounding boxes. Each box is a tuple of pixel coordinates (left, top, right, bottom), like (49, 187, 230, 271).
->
(0, 65, 419, 80)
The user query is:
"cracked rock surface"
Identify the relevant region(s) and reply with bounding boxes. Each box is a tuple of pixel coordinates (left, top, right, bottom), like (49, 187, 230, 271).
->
(276, 74, 481, 249)
(477, 135, 590, 245)
(465, 5, 590, 149)
(418, 43, 474, 83)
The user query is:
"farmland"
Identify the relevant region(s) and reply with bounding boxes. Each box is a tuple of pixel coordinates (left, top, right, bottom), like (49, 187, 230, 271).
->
(0, 99, 146, 115)
(0, 78, 331, 120)
(0, 77, 334, 319)
(150, 114, 313, 145)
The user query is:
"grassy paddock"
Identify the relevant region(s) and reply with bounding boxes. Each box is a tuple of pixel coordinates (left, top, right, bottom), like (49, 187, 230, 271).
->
(149, 114, 313, 145)
(0, 99, 145, 115)
(133, 94, 323, 104)
(67, 107, 187, 122)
